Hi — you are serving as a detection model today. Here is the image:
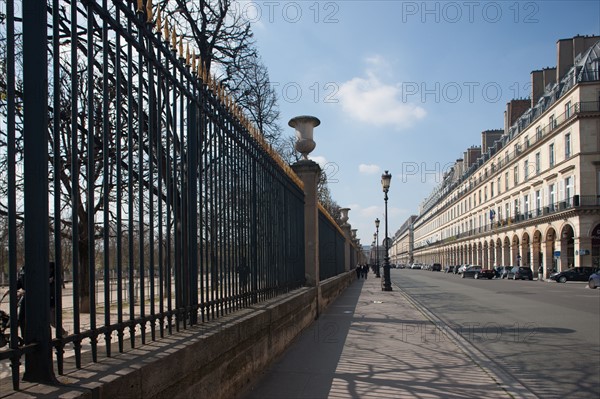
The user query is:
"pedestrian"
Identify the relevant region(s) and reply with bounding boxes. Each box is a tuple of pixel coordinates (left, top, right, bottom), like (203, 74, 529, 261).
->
(16, 262, 67, 339)
(238, 258, 249, 291)
(538, 265, 544, 281)
(362, 264, 368, 279)
(355, 265, 361, 279)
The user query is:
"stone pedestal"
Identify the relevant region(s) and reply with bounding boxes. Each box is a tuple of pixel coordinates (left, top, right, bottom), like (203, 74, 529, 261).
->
(291, 159, 321, 287)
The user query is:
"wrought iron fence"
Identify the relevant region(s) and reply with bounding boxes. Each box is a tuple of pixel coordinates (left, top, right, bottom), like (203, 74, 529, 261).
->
(318, 205, 346, 280)
(1, 0, 307, 389)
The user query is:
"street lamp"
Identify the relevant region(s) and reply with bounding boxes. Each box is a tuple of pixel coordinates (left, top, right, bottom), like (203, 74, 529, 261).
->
(374, 218, 381, 278)
(381, 170, 392, 291)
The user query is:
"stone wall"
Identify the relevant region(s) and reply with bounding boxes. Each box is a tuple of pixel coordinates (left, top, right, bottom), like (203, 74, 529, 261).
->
(28, 272, 354, 399)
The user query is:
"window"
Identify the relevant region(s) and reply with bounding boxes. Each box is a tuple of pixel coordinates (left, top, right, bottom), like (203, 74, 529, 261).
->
(514, 166, 519, 185)
(524, 195, 529, 217)
(565, 101, 572, 119)
(535, 152, 541, 174)
(490, 182, 494, 197)
(549, 184, 556, 210)
(524, 160, 529, 181)
(478, 190, 481, 205)
(505, 172, 509, 190)
(497, 177, 501, 194)
(565, 176, 573, 206)
(536, 190, 541, 215)
(525, 135, 530, 148)
(514, 199, 520, 219)
(536, 125, 542, 141)
(549, 114, 556, 130)
(505, 151, 509, 164)
(549, 143, 555, 167)
(565, 133, 571, 158)
(505, 202, 510, 219)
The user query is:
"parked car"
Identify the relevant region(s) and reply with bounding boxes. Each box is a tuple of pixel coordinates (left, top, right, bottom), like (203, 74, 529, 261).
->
(507, 266, 533, 280)
(460, 266, 482, 278)
(589, 272, 600, 289)
(457, 264, 470, 274)
(431, 263, 442, 272)
(476, 269, 496, 279)
(445, 265, 456, 273)
(549, 267, 599, 283)
(410, 263, 422, 270)
(496, 266, 512, 279)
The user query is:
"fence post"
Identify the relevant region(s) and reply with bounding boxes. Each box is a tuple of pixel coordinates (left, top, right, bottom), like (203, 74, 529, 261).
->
(290, 116, 321, 317)
(23, 0, 55, 383)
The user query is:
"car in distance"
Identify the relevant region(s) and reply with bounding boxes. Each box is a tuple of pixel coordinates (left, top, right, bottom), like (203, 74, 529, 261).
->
(496, 266, 511, 279)
(549, 267, 599, 283)
(475, 269, 496, 279)
(589, 271, 600, 289)
(507, 266, 533, 280)
(460, 266, 482, 278)
(431, 263, 442, 272)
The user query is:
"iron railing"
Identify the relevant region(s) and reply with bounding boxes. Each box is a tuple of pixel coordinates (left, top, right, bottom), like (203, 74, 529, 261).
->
(0, 0, 314, 389)
(318, 206, 346, 280)
(414, 195, 600, 250)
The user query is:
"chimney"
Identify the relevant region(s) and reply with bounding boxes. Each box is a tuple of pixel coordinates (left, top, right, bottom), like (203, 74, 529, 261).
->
(504, 99, 531, 133)
(557, 38, 574, 81)
(557, 35, 600, 81)
(455, 159, 464, 176)
(542, 67, 557, 89)
(481, 130, 503, 152)
(530, 70, 544, 107)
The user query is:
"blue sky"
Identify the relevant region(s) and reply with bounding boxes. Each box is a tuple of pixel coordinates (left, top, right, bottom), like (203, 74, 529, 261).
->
(240, 1, 600, 247)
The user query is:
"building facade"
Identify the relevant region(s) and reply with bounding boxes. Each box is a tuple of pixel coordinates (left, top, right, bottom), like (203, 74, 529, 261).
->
(410, 36, 600, 278)
(390, 215, 416, 266)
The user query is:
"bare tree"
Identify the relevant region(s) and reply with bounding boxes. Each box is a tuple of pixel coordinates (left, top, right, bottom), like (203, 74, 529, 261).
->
(227, 53, 282, 145)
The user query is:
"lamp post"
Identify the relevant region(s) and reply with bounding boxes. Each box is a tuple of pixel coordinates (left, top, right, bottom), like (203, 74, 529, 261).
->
(381, 170, 392, 291)
(374, 219, 381, 278)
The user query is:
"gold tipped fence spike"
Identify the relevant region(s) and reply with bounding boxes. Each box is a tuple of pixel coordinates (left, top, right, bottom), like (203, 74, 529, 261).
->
(146, 0, 153, 22)
(178, 37, 184, 59)
(185, 44, 190, 66)
(171, 29, 177, 50)
(163, 19, 169, 40)
(192, 55, 197, 73)
(137, 0, 144, 13)
(156, 8, 162, 32)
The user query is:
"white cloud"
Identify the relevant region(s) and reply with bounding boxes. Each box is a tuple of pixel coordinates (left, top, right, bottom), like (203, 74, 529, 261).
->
(309, 155, 328, 167)
(359, 164, 380, 175)
(338, 56, 426, 129)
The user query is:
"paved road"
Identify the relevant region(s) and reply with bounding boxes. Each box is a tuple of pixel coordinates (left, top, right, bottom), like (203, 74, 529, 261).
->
(391, 269, 600, 399)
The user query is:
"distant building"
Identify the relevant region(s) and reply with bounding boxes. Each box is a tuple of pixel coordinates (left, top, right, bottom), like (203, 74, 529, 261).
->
(410, 35, 600, 276)
(390, 215, 417, 265)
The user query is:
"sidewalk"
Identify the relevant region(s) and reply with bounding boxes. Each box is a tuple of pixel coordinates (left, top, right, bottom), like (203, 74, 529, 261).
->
(240, 274, 534, 399)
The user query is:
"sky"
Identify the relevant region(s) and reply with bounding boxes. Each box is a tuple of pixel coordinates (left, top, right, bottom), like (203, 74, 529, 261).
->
(239, 0, 600, 247)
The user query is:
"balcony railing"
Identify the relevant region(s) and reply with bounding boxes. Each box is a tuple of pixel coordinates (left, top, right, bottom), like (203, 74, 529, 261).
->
(418, 101, 600, 224)
(414, 195, 600, 250)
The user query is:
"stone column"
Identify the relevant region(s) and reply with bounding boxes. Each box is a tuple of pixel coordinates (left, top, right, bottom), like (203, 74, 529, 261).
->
(291, 159, 321, 286)
(575, 236, 593, 267)
(290, 115, 322, 317)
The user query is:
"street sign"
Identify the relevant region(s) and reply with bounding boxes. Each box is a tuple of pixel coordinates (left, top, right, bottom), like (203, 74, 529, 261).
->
(553, 251, 561, 257)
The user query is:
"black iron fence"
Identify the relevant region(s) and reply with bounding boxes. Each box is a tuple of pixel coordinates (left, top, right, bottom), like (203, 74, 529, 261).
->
(0, 0, 320, 389)
(318, 205, 346, 280)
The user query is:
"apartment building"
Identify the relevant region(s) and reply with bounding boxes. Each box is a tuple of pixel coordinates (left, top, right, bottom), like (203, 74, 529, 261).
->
(390, 215, 416, 266)
(410, 35, 600, 277)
